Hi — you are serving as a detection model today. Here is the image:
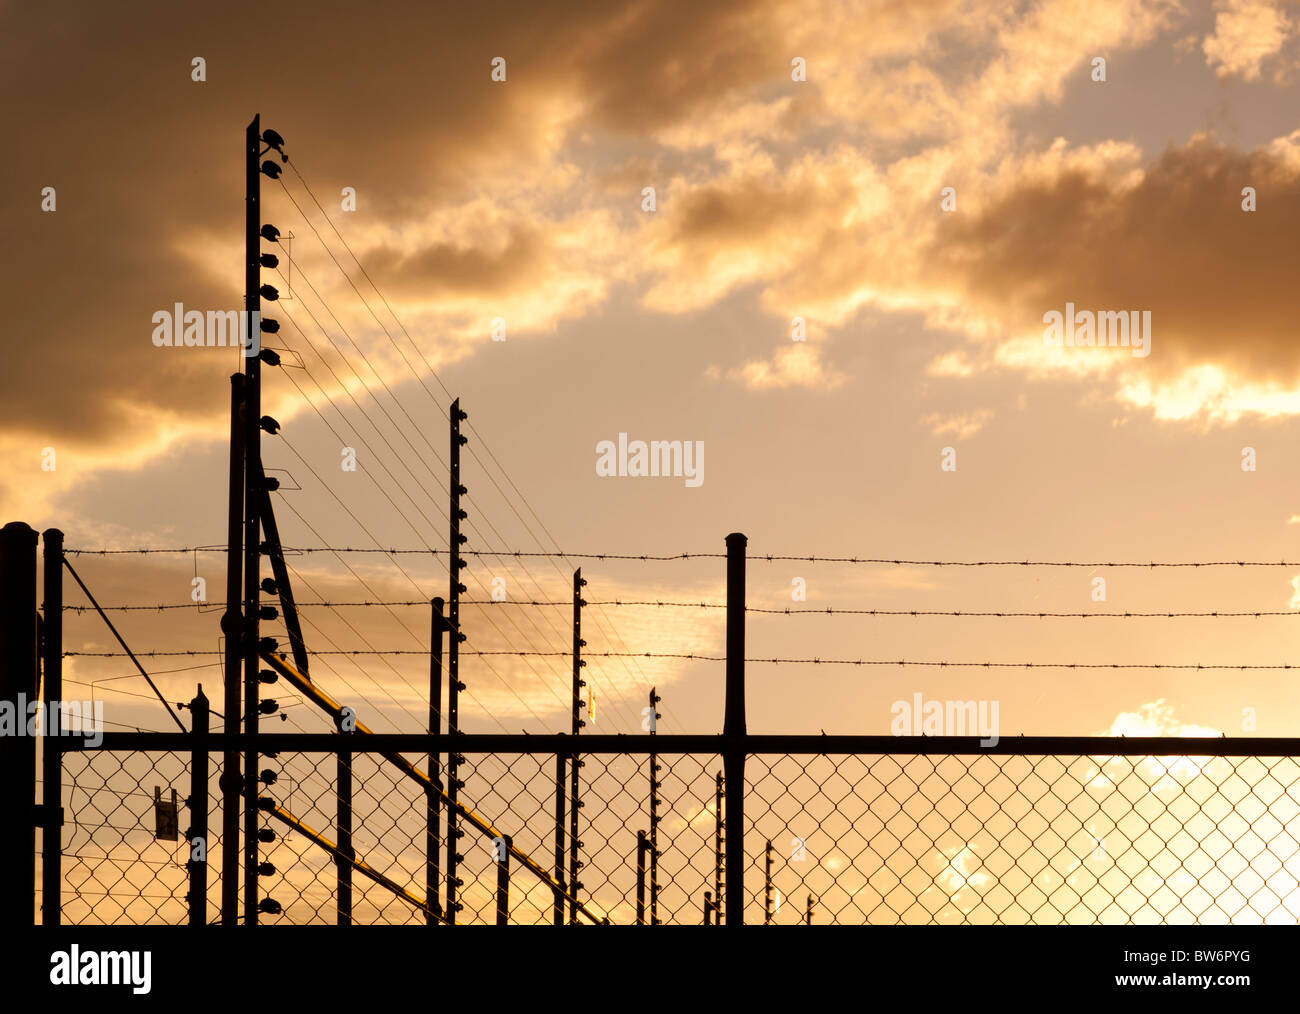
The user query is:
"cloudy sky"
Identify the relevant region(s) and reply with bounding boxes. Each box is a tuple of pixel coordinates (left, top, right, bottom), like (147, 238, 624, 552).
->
(7, 0, 1300, 746)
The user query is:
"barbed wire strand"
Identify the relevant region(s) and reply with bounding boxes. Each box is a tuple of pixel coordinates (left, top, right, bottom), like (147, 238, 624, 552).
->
(64, 547, 1300, 567)
(63, 649, 1300, 670)
(63, 601, 1300, 619)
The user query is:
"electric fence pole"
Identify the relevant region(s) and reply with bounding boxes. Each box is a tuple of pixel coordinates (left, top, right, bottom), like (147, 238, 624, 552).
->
(447, 399, 468, 922)
(648, 686, 662, 924)
(569, 569, 586, 922)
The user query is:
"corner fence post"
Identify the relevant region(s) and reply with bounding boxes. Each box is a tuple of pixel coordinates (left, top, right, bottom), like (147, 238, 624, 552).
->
(0, 522, 38, 931)
(188, 686, 209, 926)
(723, 532, 746, 927)
(41, 527, 64, 926)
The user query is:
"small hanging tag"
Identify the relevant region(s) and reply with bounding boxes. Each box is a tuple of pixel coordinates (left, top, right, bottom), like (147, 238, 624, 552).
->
(155, 786, 178, 841)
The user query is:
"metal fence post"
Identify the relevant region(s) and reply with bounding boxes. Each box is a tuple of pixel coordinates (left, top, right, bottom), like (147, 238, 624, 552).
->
(447, 399, 468, 924)
(0, 522, 38, 930)
(714, 769, 723, 923)
(569, 569, 586, 924)
(723, 532, 746, 927)
(242, 113, 265, 929)
(495, 834, 511, 926)
(648, 686, 661, 925)
(703, 891, 713, 925)
(764, 839, 773, 924)
(553, 752, 566, 925)
(635, 830, 648, 925)
(337, 742, 352, 925)
(188, 686, 209, 926)
(41, 528, 64, 925)
(221, 372, 245, 927)
(427, 596, 444, 925)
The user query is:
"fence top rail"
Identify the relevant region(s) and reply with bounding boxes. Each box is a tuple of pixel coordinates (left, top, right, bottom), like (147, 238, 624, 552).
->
(67, 732, 1300, 757)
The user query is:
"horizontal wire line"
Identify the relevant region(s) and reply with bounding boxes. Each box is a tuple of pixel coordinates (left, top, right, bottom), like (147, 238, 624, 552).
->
(268, 483, 439, 717)
(278, 562, 445, 734)
(273, 490, 551, 731)
(61, 602, 1300, 618)
(65, 547, 714, 558)
(62, 650, 1300, 669)
(63, 547, 1300, 566)
(284, 559, 511, 734)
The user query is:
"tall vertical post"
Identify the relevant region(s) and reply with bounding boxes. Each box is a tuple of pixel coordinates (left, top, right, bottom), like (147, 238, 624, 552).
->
(188, 686, 209, 926)
(714, 770, 724, 923)
(648, 686, 661, 925)
(337, 740, 352, 925)
(805, 894, 814, 925)
(41, 528, 63, 926)
(221, 373, 245, 926)
(723, 532, 746, 927)
(0, 522, 38, 930)
(495, 834, 512, 926)
(635, 831, 648, 925)
(336, 614, 353, 926)
(447, 399, 468, 923)
(552, 752, 566, 926)
(243, 113, 263, 927)
(703, 891, 713, 925)
(427, 597, 444, 925)
(764, 839, 773, 924)
(569, 569, 586, 923)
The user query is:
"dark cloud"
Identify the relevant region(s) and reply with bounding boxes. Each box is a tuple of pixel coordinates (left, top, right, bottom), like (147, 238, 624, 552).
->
(365, 224, 550, 299)
(0, 0, 795, 446)
(931, 136, 1300, 384)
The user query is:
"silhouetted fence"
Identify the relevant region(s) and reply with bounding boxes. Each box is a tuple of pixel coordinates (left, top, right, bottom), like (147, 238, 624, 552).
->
(7, 524, 1300, 926)
(45, 734, 1300, 925)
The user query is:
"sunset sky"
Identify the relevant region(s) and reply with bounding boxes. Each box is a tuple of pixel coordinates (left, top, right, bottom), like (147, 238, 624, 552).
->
(8, 0, 1300, 752)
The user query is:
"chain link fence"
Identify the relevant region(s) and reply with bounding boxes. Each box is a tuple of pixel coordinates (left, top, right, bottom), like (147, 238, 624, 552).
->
(746, 752, 1300, 924)
(57, 750, 223, 925)
(51, 745, 1300, 925)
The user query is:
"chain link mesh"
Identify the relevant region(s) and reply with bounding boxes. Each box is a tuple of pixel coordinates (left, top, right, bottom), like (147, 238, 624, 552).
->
(746, 753, 1300, 924)
(59, 750, 223, 925)
(55, 747, 1300, 924)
